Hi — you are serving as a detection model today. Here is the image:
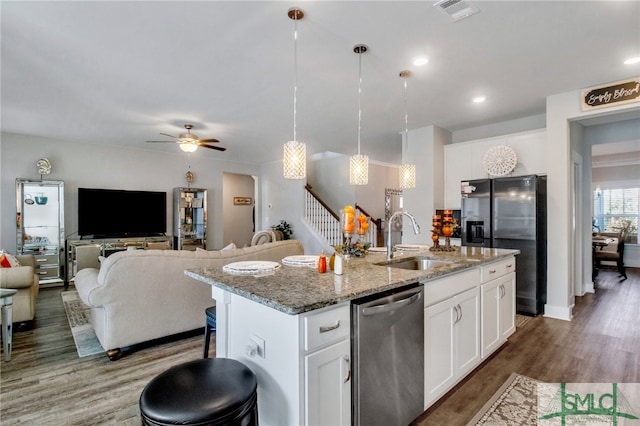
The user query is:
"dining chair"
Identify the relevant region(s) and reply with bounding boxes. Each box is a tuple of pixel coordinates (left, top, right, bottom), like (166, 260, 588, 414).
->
(594, 227, 628, 281)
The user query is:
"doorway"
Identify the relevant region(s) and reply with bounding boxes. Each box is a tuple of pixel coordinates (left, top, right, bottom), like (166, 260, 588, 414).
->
(222, 172, 256, 248)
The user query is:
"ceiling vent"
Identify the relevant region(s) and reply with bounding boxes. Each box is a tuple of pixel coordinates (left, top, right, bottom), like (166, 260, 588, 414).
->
(433, 0, 480, 22)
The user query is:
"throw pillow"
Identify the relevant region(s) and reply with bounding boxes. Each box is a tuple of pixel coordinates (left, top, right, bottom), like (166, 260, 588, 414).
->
(0, 252, 20, 268)
(221, 242, 237, 251)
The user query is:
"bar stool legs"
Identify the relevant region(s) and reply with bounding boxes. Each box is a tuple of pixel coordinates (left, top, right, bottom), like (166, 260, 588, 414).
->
(204, 306, 216, 358)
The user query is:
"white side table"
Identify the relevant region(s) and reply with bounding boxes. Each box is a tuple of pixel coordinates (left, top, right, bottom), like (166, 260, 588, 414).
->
(0, 288, 18, 362)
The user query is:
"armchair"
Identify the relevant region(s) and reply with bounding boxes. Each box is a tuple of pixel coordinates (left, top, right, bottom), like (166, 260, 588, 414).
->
(0, 254, 39, 330)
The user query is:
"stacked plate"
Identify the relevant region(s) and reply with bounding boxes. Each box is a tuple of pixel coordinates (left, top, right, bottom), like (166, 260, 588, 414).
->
(367, 247, 387, 253)
(282, 255, 319, 267)
(395, 244, 427, 251)
(222, 261, 281, 275)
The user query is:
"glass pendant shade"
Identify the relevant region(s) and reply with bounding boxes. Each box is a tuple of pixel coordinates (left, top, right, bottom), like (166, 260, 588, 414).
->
(399, 163, 416, 189)
(350, 154, 369, 185)
(283, 140, 306, 179)
(179, 142, 198, 153)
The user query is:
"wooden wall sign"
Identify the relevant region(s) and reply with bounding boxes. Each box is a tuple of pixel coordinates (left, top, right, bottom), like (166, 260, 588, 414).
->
(582, 77, 640, 110)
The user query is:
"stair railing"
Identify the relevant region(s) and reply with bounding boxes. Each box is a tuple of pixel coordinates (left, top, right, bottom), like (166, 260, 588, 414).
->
(304, 185, 381, 248)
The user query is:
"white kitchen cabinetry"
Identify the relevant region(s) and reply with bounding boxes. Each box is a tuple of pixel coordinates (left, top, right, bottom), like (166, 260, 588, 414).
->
(443, 129, 546, 209)
(303, 303, 351, 426)
(480, 257, 516, 358)
(214, 288, 350, 426)
(305, 339, 351, 426)
(424, 269, 481, 408)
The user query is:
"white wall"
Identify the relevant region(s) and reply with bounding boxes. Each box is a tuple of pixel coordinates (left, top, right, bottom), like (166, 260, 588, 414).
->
(1, 132, 260, 252)
(402, 125, 451, 245)
(545, 92, 640, 321)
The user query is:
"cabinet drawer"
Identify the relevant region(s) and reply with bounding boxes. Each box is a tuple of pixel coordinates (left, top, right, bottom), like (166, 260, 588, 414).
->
(424, 269, 480, 307)
(36, 267, 60, 279)
(480, 257, 515, 283)
(304, 304, 350, 352)
(34, 253, 59, 265)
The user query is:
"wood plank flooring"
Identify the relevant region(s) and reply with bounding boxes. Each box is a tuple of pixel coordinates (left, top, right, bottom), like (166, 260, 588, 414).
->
(1, 268, 638, 425)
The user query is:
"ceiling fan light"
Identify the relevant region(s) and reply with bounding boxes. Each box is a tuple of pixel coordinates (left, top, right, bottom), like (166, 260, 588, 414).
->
(350, 154, 369, 185)
(179, 142, 198, 153)
(399, 163, 416, 189)
(283, 140, 306, 179)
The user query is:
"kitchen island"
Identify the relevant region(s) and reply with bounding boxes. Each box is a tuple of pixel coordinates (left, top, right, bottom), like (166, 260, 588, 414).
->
(186, 245, 519, 426)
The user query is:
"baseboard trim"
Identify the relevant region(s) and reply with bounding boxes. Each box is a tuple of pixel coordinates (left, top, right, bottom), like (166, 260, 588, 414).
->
(543, 303, 573, 321)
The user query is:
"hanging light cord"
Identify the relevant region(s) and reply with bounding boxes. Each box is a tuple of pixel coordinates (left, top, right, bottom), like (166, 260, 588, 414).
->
(293, 14, 298, 142)
(403, 76, 408, 163)
(357, 50, 362, 155)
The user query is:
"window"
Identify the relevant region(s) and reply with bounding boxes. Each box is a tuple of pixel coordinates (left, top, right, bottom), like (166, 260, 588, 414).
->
(593, 187, 639, 237)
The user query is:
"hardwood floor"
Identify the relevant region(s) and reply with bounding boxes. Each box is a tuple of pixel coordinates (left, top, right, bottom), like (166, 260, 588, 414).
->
(1, 268, 638, 425)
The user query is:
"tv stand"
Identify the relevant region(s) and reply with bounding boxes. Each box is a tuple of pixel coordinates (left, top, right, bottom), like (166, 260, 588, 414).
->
(66, 235, 172, 284)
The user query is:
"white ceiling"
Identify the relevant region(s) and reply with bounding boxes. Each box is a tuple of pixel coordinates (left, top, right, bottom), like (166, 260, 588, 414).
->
(2, 1, 639, 165)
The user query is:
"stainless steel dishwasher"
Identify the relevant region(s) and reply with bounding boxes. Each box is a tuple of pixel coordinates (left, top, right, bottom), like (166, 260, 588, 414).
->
(351, 284, 424, 426)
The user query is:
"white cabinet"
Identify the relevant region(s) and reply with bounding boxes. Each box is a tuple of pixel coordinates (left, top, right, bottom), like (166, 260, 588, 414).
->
(303, 303, 351, 426)
(443, 129, 547, 210)
(424, 276, 480, 408)
(305, 339, 351, 426)
(219, 290, 350, 426)
(480, 258, 516, 358)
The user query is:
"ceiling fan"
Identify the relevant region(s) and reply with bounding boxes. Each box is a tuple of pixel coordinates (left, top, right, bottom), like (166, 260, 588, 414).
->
(146, 124, 226, 152)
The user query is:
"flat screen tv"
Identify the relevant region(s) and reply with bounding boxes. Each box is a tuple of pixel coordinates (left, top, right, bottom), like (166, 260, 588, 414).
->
(78, 188, 167, 238)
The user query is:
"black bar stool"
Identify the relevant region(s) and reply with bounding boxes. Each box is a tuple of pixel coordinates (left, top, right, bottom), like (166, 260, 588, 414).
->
(204, 306, 216, 358)
(139, 358, 258, 426)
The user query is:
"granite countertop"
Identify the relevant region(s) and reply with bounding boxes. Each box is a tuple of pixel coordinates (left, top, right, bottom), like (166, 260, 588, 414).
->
(185, 245, 519, 315)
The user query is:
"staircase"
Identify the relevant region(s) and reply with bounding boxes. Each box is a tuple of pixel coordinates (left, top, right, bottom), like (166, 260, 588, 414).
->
(303, 184, 380, 249)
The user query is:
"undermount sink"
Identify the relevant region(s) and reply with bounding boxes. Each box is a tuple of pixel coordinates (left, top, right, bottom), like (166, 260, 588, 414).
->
(376, 256, 456, 271)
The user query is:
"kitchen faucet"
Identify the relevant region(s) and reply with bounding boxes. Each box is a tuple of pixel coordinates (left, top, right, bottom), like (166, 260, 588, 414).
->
(387, 210, 421, 260)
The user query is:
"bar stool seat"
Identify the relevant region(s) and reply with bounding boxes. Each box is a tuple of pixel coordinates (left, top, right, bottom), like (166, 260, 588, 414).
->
(139, 358, 258, 426)
(204, 306, 216, 358)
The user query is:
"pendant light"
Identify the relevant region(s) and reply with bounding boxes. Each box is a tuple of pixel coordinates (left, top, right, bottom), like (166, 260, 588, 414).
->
(283, 7, 306, 180)
(350, 44, 369, 186)
(399, 70, 416, 189)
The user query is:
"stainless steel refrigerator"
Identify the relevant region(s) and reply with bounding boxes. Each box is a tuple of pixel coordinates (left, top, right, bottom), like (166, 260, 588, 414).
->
(461, 175, 547, 315)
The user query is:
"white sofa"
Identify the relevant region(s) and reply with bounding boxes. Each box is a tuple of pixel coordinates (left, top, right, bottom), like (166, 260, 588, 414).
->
(74, 240, 304, 360)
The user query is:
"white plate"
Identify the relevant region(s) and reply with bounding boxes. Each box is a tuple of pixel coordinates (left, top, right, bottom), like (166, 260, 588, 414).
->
(223, 261, 281, 275)
(395, 244, 425, 251)
(367, 247, 387, 253)
(282, 255, 319, 266)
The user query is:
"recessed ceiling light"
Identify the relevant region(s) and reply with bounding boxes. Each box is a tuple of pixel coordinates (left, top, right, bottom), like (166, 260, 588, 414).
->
(472, 96, 486, 104)
(412, 56, 429, 66)
(624, 56, 640, 65)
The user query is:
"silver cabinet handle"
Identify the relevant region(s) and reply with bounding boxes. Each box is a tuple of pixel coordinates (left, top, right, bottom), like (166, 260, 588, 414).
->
(453, 304, 462, 324)
(457, 304, 463, 323)
(343, 355, 351, 383)
(499, 285, 505, 299)
(319, 320, 340, 333)
(488, 269, 496, 274)
(506, 264, 514, 268)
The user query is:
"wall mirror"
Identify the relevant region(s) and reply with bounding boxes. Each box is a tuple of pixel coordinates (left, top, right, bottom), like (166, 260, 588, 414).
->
(16, 179, 65, 284)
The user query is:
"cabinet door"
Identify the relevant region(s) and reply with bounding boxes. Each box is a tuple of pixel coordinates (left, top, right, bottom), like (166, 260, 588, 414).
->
(499, 272, 516, 340)
(455, 287, 481, 377)
(444, 144, 473, 210)
(424, 297, 456, 407)
(305, 339, 351, 426)
(481, 279, 501, 358)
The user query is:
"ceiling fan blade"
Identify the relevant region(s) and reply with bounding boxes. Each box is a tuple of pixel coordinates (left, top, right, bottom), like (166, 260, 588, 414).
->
(198, 138, 220, 143)
(146, 140, 179, 143)
(159, 132, 178, 139)
(200, 144, 227, 152)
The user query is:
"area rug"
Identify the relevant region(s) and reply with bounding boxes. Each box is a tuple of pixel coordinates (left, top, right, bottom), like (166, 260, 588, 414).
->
(467, 373, 540, 425)
(61, 290, 103, 357)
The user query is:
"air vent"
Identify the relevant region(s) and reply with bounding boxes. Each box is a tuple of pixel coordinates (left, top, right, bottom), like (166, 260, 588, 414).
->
(433, 0, 480, 22)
